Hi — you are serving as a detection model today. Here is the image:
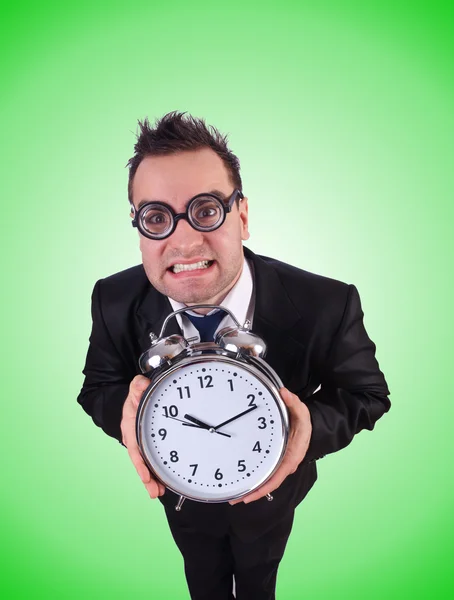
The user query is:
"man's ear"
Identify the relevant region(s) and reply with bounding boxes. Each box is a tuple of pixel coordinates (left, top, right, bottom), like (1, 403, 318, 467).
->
(239, 196, 250, 241)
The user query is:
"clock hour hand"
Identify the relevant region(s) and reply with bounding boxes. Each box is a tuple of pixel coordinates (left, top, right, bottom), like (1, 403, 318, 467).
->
(183, 414, 212, 429)
(214, 405, 258, 430)
(183, 414, 231, 438)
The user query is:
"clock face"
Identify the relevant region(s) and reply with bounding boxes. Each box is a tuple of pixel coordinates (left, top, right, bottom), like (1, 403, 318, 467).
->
(137, 355, 288, 502)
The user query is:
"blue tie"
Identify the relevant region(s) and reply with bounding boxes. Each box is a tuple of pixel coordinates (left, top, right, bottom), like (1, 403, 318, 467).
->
(186, 311, 225, 342)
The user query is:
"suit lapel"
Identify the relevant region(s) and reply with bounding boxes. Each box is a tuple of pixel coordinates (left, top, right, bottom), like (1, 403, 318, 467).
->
(136, 286, 181, 353)
(245, 248, 306, 388)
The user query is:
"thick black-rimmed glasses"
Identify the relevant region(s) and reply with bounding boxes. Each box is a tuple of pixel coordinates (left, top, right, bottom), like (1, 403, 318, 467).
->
(131, 189, 244, 240)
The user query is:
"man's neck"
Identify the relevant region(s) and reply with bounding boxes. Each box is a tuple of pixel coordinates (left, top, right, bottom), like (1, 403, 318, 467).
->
(186, 260, 244, 315)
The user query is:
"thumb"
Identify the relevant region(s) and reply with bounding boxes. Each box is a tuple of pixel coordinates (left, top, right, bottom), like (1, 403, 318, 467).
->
(129, 375, 151, 406)
(131, 375, 151, 393)
(132, 374, 151, 389)
(279, 387, 301, 414)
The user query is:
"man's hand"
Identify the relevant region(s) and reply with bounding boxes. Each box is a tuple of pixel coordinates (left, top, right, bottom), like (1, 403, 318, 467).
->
(121, 375, 166, 499)
(229, 387, 312, 505)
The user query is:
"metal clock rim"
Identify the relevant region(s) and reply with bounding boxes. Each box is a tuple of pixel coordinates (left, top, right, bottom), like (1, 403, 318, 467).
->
(136, 352, 289, 503)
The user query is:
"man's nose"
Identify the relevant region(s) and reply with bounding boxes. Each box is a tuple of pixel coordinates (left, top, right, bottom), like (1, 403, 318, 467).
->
(167, 217, 204, 250)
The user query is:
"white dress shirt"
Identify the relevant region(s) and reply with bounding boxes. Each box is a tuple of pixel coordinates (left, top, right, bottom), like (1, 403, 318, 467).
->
(168, 257, 255, 342)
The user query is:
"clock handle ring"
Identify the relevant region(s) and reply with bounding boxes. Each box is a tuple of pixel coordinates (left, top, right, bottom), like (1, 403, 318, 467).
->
(159, 304, 242, 338)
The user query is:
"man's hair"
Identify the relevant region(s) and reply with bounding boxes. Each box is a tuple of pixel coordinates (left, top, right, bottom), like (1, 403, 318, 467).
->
(126, 111, 242, 203)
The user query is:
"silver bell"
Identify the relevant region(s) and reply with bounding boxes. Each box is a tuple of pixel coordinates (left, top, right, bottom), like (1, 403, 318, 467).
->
(139, 334, 189, 375)
(215, 327, 267, 358)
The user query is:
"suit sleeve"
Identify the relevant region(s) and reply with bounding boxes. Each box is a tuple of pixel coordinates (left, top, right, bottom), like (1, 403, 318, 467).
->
(303, 284, 390, 463)
(77, 280, 133, 443)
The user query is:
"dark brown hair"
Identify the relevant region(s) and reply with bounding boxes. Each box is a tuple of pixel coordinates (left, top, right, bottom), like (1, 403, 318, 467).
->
(126, 111, 242, 203)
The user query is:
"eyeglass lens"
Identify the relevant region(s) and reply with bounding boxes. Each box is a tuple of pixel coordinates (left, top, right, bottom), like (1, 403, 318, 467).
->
(140, 195, 224, 237)
(189, 197, 223, 229)
(141, 205, 173, 236)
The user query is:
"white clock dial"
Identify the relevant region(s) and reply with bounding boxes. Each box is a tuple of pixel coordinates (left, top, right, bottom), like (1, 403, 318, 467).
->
(137, 356, 288, 502)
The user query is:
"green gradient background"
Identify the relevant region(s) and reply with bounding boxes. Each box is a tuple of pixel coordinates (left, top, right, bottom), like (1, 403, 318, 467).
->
(2, 1, 453, 598)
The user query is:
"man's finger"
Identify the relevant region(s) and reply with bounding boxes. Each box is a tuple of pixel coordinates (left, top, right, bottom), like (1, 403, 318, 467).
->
(236, 454, 296, 503)
(280, 387, 303, 414)
(128, 375, 151, 407)
(230, 465, 291, 505)
(128, 442, 165, 496)
(131, 374, 150, 391)
(230, 388, 311, 506)
(144, 479, 164, 499)
(120, 376, 165, 498)
(128, 442, 153, 483)
(232, 455, 304, 504)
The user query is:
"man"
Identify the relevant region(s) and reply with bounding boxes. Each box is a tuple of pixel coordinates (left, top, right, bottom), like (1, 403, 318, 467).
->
(78, 112, 390, 600)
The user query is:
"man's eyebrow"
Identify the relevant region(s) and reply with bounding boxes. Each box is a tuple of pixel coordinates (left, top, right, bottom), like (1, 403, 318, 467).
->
(136, 189, 228, 210)
(207, 189, 228, 200)
(137, 199, 154, 209)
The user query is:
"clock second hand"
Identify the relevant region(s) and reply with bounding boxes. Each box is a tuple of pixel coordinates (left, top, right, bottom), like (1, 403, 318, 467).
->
(163, 415, 230, 437)
(163, 415, 200, 427)
(183, 414, 231, 438)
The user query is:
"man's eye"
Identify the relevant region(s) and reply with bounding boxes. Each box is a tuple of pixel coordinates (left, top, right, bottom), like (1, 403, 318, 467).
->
(197, 208, 217, 219)
(142, 210, 170, 231)
(145, 213, 167, 225)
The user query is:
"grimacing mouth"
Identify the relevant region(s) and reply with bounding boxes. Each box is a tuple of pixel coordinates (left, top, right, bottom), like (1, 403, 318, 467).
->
(168, 259, 215, 274)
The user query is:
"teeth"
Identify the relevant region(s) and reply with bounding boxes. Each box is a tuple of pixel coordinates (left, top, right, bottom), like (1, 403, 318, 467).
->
(172, 260, 210, 274)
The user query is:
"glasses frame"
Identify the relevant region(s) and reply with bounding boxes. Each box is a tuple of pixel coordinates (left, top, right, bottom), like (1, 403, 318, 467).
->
(131, 188, 244, 240)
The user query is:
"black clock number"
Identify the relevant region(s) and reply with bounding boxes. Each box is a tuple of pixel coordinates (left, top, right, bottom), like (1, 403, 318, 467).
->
(158, 428, 167, 440)
(163, 405, 178, 418)
(215, 468, 223, 480)
(237, 459, 246, 472)
(257, 417, 267, 429)
(198, 375, 213, 388)
(253, 441, 262, 453)
(170, 450, 179, 462)
(189, 463, 198, 476)
(227, 379, 234, 392)
(177, 386, 191, 399)
(247, 394, 257, 408)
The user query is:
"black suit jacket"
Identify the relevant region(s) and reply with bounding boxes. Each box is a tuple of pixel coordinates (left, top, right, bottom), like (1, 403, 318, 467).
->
(78, 247, 390, 541)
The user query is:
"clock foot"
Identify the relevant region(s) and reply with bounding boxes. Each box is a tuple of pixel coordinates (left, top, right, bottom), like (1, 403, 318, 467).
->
(266, 493, 273, 501)
(175, 495, 186, 511)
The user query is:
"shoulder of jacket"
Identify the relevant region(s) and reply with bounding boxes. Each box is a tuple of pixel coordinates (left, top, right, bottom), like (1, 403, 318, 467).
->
(95, 264, 151, 304)
(256, 253, 351, 299)
(255, 254, 357, 334)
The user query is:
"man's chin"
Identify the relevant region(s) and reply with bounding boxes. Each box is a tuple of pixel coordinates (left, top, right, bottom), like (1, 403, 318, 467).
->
(163, 264, 219, 304)
(167, 288, 217, 305)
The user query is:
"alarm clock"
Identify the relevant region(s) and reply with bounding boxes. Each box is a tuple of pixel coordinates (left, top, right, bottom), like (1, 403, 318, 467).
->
(136, 305, 289, 511)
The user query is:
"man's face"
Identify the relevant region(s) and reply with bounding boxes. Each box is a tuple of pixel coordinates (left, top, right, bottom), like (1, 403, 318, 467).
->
(131, 148, 249, 306)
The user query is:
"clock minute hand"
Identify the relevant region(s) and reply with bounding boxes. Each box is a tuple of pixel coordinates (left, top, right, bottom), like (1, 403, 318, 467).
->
(214, 405, 258, 430)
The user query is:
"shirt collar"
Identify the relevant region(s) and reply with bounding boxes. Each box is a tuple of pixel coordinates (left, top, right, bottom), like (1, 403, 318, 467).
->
(168, 257, 255, 342)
